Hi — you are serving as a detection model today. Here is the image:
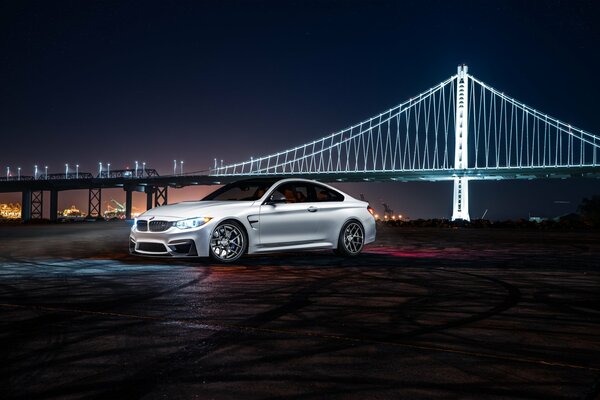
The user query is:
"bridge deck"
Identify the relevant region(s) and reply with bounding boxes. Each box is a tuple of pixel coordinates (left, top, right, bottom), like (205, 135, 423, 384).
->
(0, 167, 599, 193)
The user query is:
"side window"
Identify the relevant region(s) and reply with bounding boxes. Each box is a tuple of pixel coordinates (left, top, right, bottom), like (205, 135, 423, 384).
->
(313, 184, 344, 202)
(272, 182, 310, 203)
(294, 185, 309, 203)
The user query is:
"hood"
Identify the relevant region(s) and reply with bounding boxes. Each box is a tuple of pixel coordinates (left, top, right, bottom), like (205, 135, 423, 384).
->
(140, 200, 254, 219)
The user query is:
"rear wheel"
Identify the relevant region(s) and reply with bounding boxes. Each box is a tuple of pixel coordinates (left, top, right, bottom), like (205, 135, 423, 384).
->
(334, 220, 364, 257)
(209, 221, 247, 263)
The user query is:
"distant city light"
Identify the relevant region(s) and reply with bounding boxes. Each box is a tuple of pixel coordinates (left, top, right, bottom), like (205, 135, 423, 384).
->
(76, 164, 79, 179)
(65, 163, 69, 177)
(45, 166, 48, 179)
(17, 167, 21, 181)
(135, 161, 139, 177)
(34, 165, 38, 179)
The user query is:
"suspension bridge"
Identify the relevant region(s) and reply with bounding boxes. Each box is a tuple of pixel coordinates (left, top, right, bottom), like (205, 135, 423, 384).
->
(211, 65, 600, 220)
(1, 65, 599, 221)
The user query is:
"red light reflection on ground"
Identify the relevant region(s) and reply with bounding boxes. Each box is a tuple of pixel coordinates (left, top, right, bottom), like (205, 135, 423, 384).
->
(365, 246, 469, 259)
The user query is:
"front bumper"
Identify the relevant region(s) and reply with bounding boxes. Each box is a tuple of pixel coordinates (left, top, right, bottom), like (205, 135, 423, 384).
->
(129, 223, 212, 258)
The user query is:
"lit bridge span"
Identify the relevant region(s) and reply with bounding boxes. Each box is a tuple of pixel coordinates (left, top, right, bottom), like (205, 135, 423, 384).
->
(212, 65, 600, 220)
(1, 65, 599, 221)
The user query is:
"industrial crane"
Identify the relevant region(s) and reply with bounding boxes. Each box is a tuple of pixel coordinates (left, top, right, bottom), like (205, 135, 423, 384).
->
(382, 203, 394, 219)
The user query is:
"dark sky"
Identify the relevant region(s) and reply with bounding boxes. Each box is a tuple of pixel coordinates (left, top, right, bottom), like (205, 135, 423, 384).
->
(1, 0, 599, 219)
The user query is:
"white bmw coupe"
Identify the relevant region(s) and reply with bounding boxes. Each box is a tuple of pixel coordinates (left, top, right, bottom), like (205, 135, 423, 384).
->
(130, 178, 376, 263)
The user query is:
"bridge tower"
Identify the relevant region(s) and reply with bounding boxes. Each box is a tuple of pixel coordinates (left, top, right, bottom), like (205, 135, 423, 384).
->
(452, 65, 470, 221)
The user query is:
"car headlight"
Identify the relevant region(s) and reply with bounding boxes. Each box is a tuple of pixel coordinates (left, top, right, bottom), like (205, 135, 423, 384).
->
(174, 217, 212, 229)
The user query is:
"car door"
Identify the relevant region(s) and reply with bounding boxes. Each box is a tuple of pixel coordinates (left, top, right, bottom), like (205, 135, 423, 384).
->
(309, 183, 347, 242)
(258, 181, 321, 247)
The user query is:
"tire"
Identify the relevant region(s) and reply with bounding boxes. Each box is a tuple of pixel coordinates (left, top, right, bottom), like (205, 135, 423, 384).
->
(209, 220, 248, 263)
(334, 220, 365, 257)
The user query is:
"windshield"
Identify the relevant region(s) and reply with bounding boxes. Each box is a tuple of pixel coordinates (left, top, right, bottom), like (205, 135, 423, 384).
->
(202, 180, 278, 201)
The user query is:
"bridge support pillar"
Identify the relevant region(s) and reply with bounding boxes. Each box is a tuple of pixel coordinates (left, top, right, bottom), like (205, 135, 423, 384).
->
(88, 188, 102, 219)
(125, 189, 133, 220)
(452, 65, 471, 221)
(31, 191, 43, 219)
(154, 186, 168, 207)
(146, 188, 154, 210)
(21, 190, 32, 222)
(452, 178, 469, 221)
(50, 190, 58, 222)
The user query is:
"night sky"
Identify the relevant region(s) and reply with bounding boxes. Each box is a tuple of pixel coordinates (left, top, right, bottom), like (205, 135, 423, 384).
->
(1, 0, 599, 219)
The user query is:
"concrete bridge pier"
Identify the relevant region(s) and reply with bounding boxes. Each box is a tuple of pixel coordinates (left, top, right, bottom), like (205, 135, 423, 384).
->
(50, 190, 58, 222)
(20, 190, 45, 221)
(21, 190, 32, 221)
(125, 189, 133, 220)
(146, 187, 154, 211)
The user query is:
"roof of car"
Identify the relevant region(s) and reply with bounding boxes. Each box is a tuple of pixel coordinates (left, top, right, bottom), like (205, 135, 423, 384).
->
(233, 177, 348, 193)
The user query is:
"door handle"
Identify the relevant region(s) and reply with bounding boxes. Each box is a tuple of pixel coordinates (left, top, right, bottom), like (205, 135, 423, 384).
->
(307, 206, 318, 213)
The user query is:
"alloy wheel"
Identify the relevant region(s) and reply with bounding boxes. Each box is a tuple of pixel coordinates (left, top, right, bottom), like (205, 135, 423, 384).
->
(343, 222, 364, 254)
(210, 223, 245, 261)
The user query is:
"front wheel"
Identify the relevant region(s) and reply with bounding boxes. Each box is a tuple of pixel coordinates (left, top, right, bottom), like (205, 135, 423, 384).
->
(334, 220, 365, 257)
(209, 221, 247, 263)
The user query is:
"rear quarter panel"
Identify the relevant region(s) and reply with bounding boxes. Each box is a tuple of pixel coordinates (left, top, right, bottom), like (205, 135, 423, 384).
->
(316, 200, 375, 247)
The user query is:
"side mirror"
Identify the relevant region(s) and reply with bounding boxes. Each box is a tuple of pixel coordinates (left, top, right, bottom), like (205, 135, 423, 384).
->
(266, 193, 287, 205)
